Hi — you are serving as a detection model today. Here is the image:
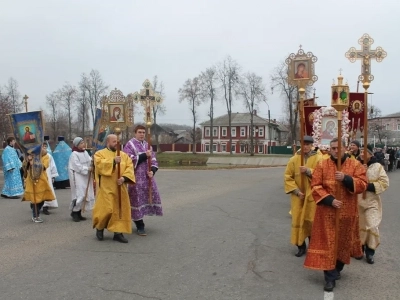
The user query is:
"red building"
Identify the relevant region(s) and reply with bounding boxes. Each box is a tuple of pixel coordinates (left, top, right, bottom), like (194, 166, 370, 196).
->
(199, 112, 288, 153)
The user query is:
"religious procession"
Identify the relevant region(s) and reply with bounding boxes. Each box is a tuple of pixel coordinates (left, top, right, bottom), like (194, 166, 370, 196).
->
(1, 82, 164, 244)
(283, 34, 390, 293)
(0, 31, 394, 298)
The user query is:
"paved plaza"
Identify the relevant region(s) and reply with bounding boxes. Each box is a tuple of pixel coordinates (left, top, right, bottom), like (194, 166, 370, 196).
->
(0, 167, 399, 300)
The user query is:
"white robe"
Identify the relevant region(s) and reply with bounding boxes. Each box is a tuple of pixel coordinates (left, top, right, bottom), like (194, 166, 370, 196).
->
(43, 153, 59, 208)
(68, 151, 95, 212)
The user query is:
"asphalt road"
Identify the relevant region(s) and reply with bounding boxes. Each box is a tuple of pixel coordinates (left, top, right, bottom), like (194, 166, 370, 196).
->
(0, 168, 399, 300)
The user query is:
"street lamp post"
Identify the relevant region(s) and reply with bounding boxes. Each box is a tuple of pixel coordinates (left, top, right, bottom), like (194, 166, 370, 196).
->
(265, 101, 272, 154)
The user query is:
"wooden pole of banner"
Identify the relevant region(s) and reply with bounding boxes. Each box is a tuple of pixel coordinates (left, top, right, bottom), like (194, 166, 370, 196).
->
(298, 86, 306, 193)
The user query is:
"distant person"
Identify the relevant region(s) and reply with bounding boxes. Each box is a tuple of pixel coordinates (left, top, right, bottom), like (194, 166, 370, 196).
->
(53, 136, 71, 189)
(1, 137, 24, 199)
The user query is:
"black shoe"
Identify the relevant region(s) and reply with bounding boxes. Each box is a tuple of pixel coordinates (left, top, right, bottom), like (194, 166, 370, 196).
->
(336, 272, 341, 280)
(78, 210, 87, 221)
(136, 228, 147, 236)
(113, 233, 128, 243)
(70, 211, 80, 222)
(42, 207, 50, 215)
(355, 255, 363, 260)
(1, 194, 9, 198)
(366, 255, 374, 264)
(295, 244, 306, 257)
(96, 229, 104, 241)
(324, 281, 335, 292)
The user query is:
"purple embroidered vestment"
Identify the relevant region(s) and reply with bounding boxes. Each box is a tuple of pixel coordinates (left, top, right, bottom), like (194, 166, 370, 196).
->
(123, 138, 163, 221)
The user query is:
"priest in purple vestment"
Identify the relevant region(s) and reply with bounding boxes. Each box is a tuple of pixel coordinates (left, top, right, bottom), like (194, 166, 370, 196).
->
(123, 125, 163, 236)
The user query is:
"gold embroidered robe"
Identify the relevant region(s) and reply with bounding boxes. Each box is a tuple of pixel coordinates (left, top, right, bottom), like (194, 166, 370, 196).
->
(22, 154, 55, 204)
(358, 162, 389, 250)
(304, 157, 367, 270)
(92, 148, 135, 234)
(284, 150, 321, 246)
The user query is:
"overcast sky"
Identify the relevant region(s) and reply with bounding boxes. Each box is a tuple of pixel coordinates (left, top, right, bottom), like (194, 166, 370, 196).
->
(1, 0, 398, 126)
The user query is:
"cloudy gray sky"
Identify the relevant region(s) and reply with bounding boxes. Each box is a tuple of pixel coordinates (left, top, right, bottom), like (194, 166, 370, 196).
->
(1, 0, 398, 125)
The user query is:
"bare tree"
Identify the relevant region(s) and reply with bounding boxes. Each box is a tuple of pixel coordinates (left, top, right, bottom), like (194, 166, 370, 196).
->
(236, 72, 266, 156)
(270, 61, 299, 144)
(152, 75, 167, 153)
(217, 56, 241, 154)
(199, 66, 218, 154)
(178, 77, 201, 154)
(80, 70, 108, 128)
(60, 83, 77, 141)
(5, 77, 22, 113)
(0, 87, 12, 142)
(368, 104, 382, 120)
(46, 91, 62, 142)
(76, 86, 90, 137)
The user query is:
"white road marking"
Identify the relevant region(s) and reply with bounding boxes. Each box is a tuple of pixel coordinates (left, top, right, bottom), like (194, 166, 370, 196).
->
(324, 291, 334, 300)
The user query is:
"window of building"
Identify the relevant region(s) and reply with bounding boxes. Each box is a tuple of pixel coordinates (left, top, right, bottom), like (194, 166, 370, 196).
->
(205, 128, 210, 137)
(240, 144, 245, 152)
(258, 127, 264, 137)
(397, 124, 400, 131)
(212, 128, 218, 137)
(222, 127, 227, 136)
(212, 144, 217, 152)
(205, 144, 210, 152)
(221, 143, 227, 152)
(231, 127, 236, 137)
(231, 144, 236, 153)
(240, 127, 246, 137)
(258, 145, 263, 153)
(386, 124, 390, 131)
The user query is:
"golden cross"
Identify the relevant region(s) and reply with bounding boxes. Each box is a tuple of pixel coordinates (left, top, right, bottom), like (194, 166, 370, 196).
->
(345, 34, 387, 83)
(132, 79, 163, 125)
(339, 68, 343, 75)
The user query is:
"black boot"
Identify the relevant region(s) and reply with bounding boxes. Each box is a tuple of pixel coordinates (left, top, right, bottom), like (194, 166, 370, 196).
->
(134, 220, 147, 236)
(113, 233, 128, 243)
(70, 211, 80, 222)
(324, 281, 335, 292)
(96, 229, 104, 241)
(78, 210, 87, 221)
(295, 242, 306, 257)
(42, 207, 50, 215)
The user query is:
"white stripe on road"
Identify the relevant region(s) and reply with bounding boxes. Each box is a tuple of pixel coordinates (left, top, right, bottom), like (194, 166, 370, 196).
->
(324, 291, 334, 300)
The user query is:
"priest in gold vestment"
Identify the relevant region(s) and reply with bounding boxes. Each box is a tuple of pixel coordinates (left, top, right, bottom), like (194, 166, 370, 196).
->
(92, 134, 135, 243)
(284, 136, 322, 257)
(304, 138, 367, 292)
(357, 148, 389, 264)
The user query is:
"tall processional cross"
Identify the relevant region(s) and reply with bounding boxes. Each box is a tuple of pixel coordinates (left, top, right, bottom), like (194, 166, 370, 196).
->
(132, 79, 163, 125)
(345, 33, 387, 83)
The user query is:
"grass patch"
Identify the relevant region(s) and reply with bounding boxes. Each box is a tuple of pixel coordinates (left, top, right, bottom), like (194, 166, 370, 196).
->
(161, 165, 269, 170)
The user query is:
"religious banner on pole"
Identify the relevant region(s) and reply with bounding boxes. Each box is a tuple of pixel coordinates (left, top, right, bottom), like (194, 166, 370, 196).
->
(347, 92, 365, 139)
(286, 46, 318, 193)
(92, 108, 110, 152)
(304, 106, 323, 136)
(8, 111, 45, 181)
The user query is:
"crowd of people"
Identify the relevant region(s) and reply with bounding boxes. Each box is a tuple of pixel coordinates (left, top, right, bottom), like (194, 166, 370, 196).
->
(284, 137, 390, 292)
(1, 125, 163, 243)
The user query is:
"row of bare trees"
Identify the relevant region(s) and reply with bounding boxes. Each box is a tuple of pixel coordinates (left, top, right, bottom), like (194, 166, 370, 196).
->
(179, 56, 268, 155)
(44, 70, 108, 142)
(0, 78, 24, 140)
